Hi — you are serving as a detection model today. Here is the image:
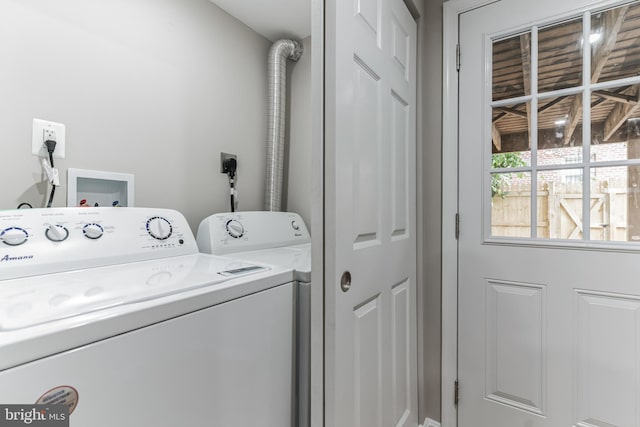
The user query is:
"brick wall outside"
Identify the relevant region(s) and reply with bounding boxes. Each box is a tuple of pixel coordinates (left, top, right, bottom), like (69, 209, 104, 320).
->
(497, 142, 630, 189)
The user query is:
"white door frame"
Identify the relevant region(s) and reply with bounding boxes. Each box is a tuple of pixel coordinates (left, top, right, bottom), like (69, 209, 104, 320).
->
(441, 1, 499, 426)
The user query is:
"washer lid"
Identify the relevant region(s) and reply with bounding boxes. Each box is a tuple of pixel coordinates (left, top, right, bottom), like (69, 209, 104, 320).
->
(0, 254, 269, 331)
(223, 243, 311, 282)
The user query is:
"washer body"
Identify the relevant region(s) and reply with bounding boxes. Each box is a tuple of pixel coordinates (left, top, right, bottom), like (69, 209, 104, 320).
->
(0, 207, 295, 427)
(197, 211, 311, 427)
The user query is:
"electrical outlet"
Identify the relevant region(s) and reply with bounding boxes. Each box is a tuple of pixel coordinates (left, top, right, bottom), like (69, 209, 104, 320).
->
(32, 119, 66, 158)
(220, 152, 237, 173)
(43, 127, 56, 142)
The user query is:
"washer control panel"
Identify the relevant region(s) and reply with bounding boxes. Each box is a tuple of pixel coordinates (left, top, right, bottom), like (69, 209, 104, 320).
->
(196, 211, 310, 255)
(0, 207, 198, 280)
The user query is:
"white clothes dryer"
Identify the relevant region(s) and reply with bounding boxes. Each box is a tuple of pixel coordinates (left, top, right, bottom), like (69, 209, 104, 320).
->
(0, 207, 295, 427)
(196, 211, 311, 427)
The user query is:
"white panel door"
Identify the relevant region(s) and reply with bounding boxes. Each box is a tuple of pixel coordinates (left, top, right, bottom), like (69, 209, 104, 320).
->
(325, 0, 418, 426)
(459, 0, 640, 426)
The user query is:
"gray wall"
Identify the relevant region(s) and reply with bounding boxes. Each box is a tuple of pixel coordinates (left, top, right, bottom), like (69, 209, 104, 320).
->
(0, 0, 274, 231)
(419, 0, 444, 422)
(286, 36, 312, 229)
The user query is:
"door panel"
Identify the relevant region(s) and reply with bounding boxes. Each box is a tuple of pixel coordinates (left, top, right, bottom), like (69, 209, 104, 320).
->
(356, 0, 381, 39)
(576, 291, 640, 427)
(325, 0, 417, 426)
(354, 296, 384, 427)
(459, 1, 640, 426)
(391, 92, 410, 238)
(392, 280, 411, 425)
(353, 57, 383, 245)
(485, 280, 546, 415)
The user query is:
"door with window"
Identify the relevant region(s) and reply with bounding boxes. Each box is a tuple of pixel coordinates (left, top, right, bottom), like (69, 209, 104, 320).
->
(459, 0, 640, 425)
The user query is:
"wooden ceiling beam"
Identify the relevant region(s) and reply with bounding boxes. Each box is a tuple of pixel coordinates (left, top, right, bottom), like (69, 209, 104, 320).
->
(592, 6, 629, 82)
(492, 123, 502, 151)
(492, 112, 507, 123)
(603, 85, 640, 141)
(563, 6, 628, 146)
(538, 96, 566, 113)
(563, 95, 583, 146)
(520, 33, 532, 147)
(494, 106, 528, 118)
(593, 90, 638, 105)
(495, 121, 629, 153)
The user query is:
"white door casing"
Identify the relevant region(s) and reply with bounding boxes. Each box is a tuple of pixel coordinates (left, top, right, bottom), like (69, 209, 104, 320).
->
(457, 0, 640, 426)
(324, 0, 418, 426)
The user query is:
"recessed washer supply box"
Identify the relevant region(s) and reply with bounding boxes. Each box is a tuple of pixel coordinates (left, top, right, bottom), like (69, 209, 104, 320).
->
(67, 168, 134, 207)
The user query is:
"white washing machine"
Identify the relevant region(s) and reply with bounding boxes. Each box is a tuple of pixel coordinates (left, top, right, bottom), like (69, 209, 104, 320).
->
(196, 211, 311, 427)
(0, 207, 295, 427)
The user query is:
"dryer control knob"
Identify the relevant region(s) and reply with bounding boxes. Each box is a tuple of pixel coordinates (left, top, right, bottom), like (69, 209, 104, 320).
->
(146, 217, 173, 240)
(226, 220, 244, 239)
(0, 227, 29, 246)
(46, 224, 69, 242)
(83, 223, 104, 240)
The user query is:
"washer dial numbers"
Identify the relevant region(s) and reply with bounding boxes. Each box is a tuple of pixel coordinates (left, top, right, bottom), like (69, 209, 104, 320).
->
(146, 217, 173, 240)
(0, 227, 29, 246)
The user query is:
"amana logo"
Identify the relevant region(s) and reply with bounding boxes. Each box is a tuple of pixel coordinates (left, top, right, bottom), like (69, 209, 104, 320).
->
(0, 254, 34, 262)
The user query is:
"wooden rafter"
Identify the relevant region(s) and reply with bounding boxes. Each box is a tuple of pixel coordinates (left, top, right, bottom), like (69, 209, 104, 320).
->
(494, 121, 629, 153)
(563, 6, 628, 146)
(563, 95, 583, 146)
(492, 112, 507, 123)
(494, 106, 528, 118)
(492, 123, 502, 151)
(603, 85, 640, 140)
(520, 33, 532, 147)
(593, 89, 638, 105)
(538, 96, 566, 113)
(592, 6, 629, 80)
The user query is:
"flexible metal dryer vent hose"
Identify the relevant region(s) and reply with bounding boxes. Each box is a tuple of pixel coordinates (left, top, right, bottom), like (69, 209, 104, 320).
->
(265, 39, 303, 212)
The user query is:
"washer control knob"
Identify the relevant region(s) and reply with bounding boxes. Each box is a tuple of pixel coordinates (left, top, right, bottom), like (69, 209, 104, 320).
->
(46, 225, 69, 242)
(226, 220, 244, 239)
(0, 227, 29, 246)
(146, 217, 173, 240)
(83, 223, 104, 240)
(291, 220, 300, 231)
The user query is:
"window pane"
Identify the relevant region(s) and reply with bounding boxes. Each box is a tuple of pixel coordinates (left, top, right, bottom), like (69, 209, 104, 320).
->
(491, 172, 531, 237)
(538, 170, 584, 239)
(492, 102, 532, 166)
(538, 94, 583, 164)
(493, 32, 531, 101)
(590, 167, 626, 241)
(537, 93, 582, 167)
(591, 3, 640, 84)
(539, 18, 583, 93)
(592, 84, 640, 160)
(589, 166, 640, 242)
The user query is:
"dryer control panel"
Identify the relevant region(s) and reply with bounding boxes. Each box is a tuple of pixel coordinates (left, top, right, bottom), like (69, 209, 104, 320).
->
(0, 207, 198, 280)
(196, 211, 310, 255)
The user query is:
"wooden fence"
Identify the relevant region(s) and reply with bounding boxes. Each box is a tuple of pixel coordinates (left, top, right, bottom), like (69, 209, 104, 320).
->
(492, 179, 629, 240)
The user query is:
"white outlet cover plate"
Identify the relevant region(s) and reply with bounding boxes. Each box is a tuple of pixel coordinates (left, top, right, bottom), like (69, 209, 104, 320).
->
(32, 118, 66, 159)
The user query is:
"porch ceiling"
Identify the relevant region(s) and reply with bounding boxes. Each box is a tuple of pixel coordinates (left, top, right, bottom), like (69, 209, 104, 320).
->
(491, 3, 640, 153)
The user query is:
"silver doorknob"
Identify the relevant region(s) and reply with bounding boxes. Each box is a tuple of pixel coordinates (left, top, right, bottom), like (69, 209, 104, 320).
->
(340, 271, 352, 292)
